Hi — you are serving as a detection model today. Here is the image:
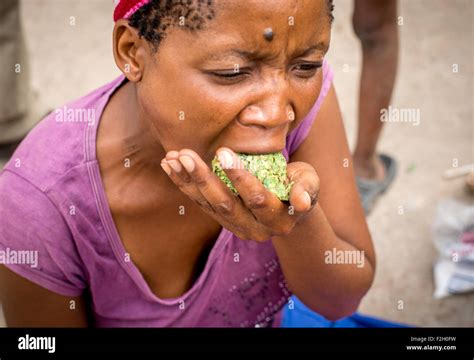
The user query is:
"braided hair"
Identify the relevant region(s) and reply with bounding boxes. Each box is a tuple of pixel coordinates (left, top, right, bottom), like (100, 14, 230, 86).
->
(129, 0, 334, 51)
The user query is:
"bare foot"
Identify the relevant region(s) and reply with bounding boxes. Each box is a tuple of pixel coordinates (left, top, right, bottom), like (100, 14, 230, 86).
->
(354, 154, 386, 182)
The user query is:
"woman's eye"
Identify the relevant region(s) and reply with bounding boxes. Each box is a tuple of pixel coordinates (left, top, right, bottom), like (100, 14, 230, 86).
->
(293, 63, 322, 77)
(210, 71, 248, 83)
(213, 72, 244, 78)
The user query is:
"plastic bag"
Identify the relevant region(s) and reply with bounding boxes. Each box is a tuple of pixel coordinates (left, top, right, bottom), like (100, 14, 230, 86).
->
(431, 199, 474, 298)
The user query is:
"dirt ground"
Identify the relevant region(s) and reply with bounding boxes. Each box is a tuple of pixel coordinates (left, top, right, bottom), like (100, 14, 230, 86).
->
(0, 0, 472, 327)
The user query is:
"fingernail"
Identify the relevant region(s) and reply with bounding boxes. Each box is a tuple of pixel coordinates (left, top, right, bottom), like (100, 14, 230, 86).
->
(179, 155, 195, 173)
(160, 161, 171, 175)
(304, 191, 311, 206)
(218, 150, 233, 169)
(168, 159, 182, 173)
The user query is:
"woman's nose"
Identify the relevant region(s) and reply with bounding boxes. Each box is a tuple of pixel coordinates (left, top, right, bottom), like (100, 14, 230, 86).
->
(238, 103, 295, 129)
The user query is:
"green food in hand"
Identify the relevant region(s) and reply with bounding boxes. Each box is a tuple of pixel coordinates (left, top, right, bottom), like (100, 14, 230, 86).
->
(212, 152, 294, 201)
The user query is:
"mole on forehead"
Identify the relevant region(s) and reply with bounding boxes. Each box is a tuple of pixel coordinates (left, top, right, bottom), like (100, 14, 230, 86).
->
(263, 27, 274, 42)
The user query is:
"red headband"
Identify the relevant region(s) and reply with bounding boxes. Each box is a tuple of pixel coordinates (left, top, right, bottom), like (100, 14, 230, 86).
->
(113, 0, 151, 22)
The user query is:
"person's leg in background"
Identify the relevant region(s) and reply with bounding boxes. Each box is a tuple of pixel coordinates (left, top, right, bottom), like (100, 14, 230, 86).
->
(0, 0, 42, 160)
(352, 0, 399, 214)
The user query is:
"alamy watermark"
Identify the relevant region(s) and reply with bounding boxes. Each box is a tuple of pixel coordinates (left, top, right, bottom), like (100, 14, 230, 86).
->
(324, 248, 365, 268)
(55, 105, 95, 126)
(0, 247, 38, 268)
(380, 106, 420, 126)
(18, 334, 55, 354)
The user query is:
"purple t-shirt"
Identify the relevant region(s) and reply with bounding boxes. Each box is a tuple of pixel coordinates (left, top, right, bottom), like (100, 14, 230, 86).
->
(0, 61, 333, 327)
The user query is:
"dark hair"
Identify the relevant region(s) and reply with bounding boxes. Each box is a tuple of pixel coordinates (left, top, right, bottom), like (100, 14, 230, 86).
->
(129, 0, 334, 50)
(327, 0, 335, 23)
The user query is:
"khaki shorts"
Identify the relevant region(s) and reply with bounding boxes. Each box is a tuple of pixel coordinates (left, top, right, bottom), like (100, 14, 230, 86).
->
(0, 0, 40, 144)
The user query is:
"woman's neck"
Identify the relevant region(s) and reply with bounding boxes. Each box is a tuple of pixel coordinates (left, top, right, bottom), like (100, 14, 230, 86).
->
(98, 79, 171, 188)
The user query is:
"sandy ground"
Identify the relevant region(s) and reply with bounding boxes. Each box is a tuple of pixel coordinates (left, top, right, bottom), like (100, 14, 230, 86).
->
(0, 0, 472, 327)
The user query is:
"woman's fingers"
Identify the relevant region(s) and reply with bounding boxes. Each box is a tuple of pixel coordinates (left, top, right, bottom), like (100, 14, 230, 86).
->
(176, 149, 239, 217)
(286, 161, 320, 213)
(162, 150, 214, 212)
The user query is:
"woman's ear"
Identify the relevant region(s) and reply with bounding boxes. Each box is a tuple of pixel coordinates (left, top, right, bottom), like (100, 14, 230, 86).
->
(113, 20, 148, 82)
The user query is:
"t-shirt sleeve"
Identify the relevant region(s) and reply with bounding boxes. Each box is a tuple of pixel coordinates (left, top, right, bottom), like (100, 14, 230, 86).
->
(0, 170, 87, 297)
(285, 60, 334, 156)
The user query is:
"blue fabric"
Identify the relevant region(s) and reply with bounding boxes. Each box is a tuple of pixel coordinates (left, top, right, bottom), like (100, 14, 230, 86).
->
(281, 296, 409, 328)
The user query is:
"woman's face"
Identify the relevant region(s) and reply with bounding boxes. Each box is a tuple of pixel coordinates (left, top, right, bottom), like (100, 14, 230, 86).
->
(137, 0, 331, 164)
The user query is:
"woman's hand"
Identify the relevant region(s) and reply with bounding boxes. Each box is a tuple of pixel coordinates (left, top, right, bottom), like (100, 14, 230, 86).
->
(160, 148, 320, 242)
